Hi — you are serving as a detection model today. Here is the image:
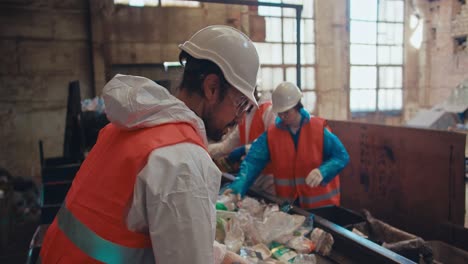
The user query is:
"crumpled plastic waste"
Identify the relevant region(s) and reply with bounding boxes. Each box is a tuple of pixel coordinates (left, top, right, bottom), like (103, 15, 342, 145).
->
(240, 243, 272, 262)
(240, 197, 265, 219)
(257, 212, 305, 244)
(287, 236, 316, 254)
(215, 195, 335, 263)
(292, 254, 317, 264)
(224, 216, 245, 253)
(214, 240, 227, 264)
(309, 228, 334, 256)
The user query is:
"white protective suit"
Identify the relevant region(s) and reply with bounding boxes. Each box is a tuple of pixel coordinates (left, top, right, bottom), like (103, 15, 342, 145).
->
(208, 92, 276, 159)
(104, 74, 222, 264)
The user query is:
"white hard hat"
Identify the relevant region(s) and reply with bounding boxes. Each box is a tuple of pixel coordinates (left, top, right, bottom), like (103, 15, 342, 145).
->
(271, 82, 303, 113)
(179, 25, 260, 107)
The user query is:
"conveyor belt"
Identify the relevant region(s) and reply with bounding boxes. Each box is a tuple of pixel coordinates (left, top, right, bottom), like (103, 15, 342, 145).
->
(222, 173, 416, 264)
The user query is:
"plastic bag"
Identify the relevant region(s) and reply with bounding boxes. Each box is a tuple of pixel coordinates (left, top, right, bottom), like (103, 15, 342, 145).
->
(216, 217, 228, 243)
(292, 254, 317, 264)
(257, 212, 305, 244)
(263, 204, 279, 219)
(214, 240, 227, 264)
(240, 197, 265, 219)
(225, 217, 245, 253)
(287, 236, 316, 254)
(236, 209, 263, 245)
(309, 228, 334, 256)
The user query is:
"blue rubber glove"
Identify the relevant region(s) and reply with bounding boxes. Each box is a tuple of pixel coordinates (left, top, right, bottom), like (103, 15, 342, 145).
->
(226, 132, 271, 198)
(227, 145, 246, 163)
(228, 174, 249, 197)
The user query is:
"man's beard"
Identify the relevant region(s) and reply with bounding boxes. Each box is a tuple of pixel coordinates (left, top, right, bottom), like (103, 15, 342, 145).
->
(203, 113, 224, 142)
(202, 103, 238, 142)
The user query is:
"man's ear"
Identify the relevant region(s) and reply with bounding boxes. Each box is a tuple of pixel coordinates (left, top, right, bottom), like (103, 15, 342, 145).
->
(202, 74, 221, 103)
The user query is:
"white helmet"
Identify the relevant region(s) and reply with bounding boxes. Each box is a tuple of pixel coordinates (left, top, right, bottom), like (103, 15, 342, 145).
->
(271, 82, 303, 113)
(179, 25, 260, 106)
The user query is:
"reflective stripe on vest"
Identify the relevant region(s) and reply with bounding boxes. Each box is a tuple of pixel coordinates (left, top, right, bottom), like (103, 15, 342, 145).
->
(274, 178, 306, 186)
(57, 205, 154, 264)
(274, 178, 340, 206)
(298, 187, 340, 206)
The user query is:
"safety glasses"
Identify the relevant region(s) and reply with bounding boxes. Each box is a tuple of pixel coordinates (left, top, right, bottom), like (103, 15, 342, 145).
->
(227, 91, 251, 118)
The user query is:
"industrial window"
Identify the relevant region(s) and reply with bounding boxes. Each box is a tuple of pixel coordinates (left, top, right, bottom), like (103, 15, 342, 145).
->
(114, 0, 200, 7)
(255, 0, 316, 113)
(349, 0, 404, 115)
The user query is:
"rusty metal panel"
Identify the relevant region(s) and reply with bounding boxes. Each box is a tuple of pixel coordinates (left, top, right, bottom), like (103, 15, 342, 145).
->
(328, 120, 466, 239)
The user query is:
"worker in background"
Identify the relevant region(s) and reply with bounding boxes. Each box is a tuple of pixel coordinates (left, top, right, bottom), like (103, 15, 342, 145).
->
(209, 90, 277, 194)
(39, 25, 260, 264)
(225, 82, 350, 209)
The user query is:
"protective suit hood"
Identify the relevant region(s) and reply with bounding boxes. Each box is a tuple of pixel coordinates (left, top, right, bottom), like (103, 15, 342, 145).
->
(103, 74, 208, 146)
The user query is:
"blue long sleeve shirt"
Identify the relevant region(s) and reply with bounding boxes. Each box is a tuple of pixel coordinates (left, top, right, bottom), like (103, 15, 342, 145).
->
(229, 108, 350, 196)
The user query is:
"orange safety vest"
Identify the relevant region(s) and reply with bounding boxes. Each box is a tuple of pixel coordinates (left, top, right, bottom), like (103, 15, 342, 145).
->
(239, 102, 272, 145)
(238, 102, 273, 174)
(267, 117, 340, 209)
(40, 122, 205, 263)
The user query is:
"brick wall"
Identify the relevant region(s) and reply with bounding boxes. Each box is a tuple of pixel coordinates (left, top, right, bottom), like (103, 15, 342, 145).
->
(0, 0, 92, 179)
(452, 1, 468, 36)
(1, 0, 467, 179)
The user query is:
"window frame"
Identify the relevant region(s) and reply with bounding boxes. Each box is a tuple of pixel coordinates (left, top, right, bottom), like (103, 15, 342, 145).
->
(256, 0, 317, 114)
(348, 0, 405, 116)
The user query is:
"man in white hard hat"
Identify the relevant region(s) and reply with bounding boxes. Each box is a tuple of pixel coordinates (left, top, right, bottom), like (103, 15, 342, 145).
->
(226, 82, 349, 209)
(40, 25, 259, 264)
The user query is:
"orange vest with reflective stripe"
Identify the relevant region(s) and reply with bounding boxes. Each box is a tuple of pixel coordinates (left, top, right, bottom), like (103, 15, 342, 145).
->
(267, 117, 340, 209)
(40, 122, 205, 263)
(239, 102, 273, 174)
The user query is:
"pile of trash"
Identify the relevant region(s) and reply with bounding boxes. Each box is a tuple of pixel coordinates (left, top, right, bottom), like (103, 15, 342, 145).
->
(214, 194, 334, 264)
(1, 168, 40, 251)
